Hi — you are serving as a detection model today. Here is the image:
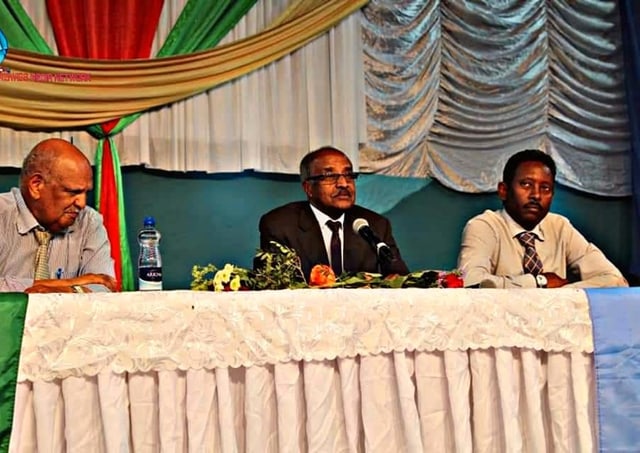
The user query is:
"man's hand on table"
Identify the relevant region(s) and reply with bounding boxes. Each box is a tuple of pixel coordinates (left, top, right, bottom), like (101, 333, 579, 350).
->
(543, 272, 568, 288)
(25, 273, 118, 293)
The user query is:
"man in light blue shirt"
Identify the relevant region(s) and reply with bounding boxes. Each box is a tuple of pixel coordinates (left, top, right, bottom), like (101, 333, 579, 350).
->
(0, 138, 116, 293)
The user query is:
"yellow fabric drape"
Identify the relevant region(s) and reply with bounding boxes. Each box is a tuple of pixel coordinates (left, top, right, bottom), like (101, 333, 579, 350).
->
(0, 0, 367, 129)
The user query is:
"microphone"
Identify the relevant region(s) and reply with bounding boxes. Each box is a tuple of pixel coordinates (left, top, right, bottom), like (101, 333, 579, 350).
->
(352, 218, 394, 263)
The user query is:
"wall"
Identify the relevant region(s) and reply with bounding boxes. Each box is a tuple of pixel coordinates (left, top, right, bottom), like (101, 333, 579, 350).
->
(0, 167, 632, 289)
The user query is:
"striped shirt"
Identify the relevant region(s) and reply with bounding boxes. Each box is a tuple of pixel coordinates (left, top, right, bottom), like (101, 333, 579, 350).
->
(0, 188, 114, 291)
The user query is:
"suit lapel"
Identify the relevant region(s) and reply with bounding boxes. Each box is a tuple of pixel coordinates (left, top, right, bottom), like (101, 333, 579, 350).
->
(297, 204, 329, 265)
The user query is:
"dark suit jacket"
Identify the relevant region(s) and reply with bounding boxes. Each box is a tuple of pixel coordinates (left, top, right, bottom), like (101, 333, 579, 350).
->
(258, 201, 409, 280)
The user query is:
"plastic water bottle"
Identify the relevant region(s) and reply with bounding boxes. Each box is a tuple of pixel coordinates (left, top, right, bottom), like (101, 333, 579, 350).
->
(138, 216, 163, 291)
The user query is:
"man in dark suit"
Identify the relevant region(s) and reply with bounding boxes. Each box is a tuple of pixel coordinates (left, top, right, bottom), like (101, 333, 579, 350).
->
(258, 146, 409, 280)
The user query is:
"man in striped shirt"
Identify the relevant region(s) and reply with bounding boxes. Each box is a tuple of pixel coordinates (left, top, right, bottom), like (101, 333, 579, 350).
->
(0, 138, 116, 293)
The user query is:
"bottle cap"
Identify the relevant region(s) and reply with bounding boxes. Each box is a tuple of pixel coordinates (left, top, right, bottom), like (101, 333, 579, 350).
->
(143, 216, 156, 227)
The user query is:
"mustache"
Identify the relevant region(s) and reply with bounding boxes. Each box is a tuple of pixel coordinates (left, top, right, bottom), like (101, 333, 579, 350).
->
(334, 189, 352, 197)
(524, 201, 542, 209)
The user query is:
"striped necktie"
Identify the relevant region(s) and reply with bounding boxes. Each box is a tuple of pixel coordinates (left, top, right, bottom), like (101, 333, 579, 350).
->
(34, 229, 52, 280)
(517, 231, 543, 276)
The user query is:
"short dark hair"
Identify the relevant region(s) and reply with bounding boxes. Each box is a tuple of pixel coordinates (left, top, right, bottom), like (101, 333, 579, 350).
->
(502, 149, 556, 185)
(299, 146, 350, 182)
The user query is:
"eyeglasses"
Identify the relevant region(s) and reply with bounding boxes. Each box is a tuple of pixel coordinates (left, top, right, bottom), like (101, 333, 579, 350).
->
(306, 172, 359, 184)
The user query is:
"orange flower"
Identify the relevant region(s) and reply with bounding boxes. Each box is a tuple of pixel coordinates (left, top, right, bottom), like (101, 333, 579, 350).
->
(309, 264, 336, 287)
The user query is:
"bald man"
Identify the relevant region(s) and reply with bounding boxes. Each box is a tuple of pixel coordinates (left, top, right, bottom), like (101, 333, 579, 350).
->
(0, 138, 116, 293)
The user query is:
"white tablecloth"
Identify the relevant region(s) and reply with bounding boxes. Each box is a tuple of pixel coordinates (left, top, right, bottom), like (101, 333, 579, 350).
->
(10, 289, 597, 452)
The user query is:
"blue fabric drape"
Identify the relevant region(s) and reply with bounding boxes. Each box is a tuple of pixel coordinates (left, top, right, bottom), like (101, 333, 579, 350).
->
(620, 1, 640, 278)
(587, 287, 640, 452)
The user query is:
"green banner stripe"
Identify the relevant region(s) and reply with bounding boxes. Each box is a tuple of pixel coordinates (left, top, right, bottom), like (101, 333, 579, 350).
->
(0, 292, 28, 453)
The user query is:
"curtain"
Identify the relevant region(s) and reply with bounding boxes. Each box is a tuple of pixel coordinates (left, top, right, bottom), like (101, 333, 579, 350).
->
(116, 0, 366, 175)
(0, 0, 367, 289)
(0, 0, 366, 129)
(0, 0, 366, 174)
(361, 0, 630, 196)
(0, 0, 631, 201)
(11, 353, 597, 452)
(619, 0, 640, 278)
(9, 288, 600, 451)
(44, 0, 260, 291)
(45, 0, 165, 291)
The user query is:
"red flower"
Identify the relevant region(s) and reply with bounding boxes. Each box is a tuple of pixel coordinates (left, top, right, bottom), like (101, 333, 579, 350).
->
(442, 272, 464, 288)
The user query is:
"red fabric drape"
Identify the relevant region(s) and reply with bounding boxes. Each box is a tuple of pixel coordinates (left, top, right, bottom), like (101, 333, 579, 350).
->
(46, 0, 163, 60)
(46, 0, 163, 289)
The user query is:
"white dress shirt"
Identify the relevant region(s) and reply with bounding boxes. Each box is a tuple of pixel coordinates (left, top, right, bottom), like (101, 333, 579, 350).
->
(309, 204, 345, 271)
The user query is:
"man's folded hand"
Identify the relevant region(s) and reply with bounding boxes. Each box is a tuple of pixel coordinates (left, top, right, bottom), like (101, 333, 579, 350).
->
(25, 274, 118, 294)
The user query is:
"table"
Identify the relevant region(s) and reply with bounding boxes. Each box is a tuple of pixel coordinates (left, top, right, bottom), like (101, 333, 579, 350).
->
(8, 288, 600, 452)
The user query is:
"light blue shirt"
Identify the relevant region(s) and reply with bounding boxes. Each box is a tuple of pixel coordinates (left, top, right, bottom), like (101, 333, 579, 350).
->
(0, 188, 115, 291)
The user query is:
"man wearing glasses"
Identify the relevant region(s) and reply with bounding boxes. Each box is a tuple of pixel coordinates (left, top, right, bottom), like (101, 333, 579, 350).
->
(258, 146, 409, 281)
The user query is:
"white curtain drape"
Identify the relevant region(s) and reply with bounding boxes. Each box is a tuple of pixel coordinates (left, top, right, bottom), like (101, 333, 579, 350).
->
(10, 351, 597, 453)
(361, 0, 630, 196)
(0, 0, 366, 173)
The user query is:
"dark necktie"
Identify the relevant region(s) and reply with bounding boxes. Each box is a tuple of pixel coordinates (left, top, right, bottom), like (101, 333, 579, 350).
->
(326, 220, 343, 276)
(34, 229, 52, 280)
(517, 232, 543, 276)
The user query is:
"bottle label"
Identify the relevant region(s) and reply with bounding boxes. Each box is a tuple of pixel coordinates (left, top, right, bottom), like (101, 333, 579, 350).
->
(139, 267, 162, 291)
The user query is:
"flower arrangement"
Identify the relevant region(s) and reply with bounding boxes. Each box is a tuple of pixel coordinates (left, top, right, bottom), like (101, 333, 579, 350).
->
(191, 241, 307, 291)
(191, 241, 464, 291)
(307, 263, 464, 289)
(190, 263, 252, 291)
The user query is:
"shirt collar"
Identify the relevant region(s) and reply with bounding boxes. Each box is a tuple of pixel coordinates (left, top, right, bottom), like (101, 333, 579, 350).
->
(309, 203, 345, 230)
(500, 209, 545, 241)
(13, 188, 41, 235)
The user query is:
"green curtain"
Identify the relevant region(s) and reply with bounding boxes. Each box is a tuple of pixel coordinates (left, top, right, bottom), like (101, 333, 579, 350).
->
(0, 0, 52, 53)
(110, 0, 259, 132)
(0, 293, 28, 453)
(91, 0, 258, 290)
(157, 0, 257, 57)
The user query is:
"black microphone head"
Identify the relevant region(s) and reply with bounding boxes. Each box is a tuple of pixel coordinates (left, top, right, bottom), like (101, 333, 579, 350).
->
(352, 218, 369, 234)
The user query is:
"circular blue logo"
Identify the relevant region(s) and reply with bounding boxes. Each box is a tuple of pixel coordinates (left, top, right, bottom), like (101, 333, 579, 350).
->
(0, 28, 7, 65)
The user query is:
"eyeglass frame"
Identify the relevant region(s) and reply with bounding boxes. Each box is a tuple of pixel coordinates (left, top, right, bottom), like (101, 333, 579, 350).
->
(305, 172, 359, 184)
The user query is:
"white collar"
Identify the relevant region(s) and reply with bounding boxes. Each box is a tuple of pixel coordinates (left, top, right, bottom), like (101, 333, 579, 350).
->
(309, 204, 345, 229)
(500, 209, 545, 241)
